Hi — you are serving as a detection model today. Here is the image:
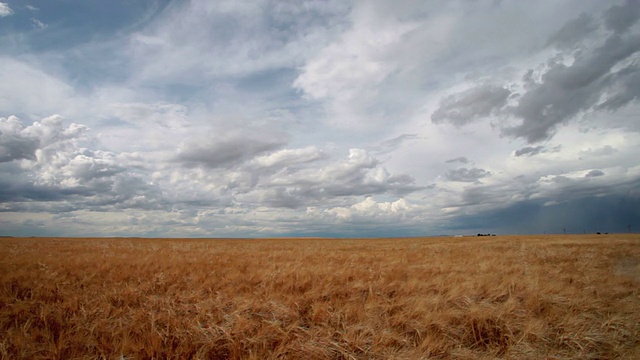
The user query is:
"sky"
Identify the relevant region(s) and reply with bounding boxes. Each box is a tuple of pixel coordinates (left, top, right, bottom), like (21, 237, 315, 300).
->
(1, 0, 639, 237)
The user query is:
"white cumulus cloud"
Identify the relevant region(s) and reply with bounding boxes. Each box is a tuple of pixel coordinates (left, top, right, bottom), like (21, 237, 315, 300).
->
(0, 2, 13, 17)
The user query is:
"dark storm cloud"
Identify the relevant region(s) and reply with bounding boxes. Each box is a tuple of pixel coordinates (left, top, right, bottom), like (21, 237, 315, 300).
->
(431, 3, 640, 144)
(457, 181, 533, 209)
(546, 13, 598, 49)
(459, 170, 640, 213)
(0, 133, 38, 162)
(603, 0, 640, 34)
(0, 116, 39, 162)
(445, 167, 490, 183)
(514, 146, 545, 157)
(0, 171, 166, 213)
(504, 2, 640, 143)
(542, 174, 640, 202)
(595, 65, 640, 112)
(444, 169, 640, 234)
(585, 169, 605, 178)
(0, 179, 87, 204)
(446, 195, 640, 235)
(505, 31, 640, 143)
(431, 85, 511, 126)
(0, 163, 143, 212)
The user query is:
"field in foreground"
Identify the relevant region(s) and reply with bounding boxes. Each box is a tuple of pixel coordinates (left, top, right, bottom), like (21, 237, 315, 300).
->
(1, 235, 639, 359)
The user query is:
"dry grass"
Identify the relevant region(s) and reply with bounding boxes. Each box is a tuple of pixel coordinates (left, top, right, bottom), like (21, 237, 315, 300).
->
(1, 234, 639, 359)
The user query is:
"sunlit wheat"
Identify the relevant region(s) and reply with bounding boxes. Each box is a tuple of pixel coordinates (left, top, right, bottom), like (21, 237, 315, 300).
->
(1, 234, 639, 359)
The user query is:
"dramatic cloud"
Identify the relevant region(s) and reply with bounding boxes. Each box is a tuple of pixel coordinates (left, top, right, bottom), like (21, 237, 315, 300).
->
(429, 1, 640, 144)
(505, 31, 640, 143)
(447, 195, 640, 235)
(441, 165, 640, 229)
(0, 115, 163, 214)
(501, 4, 640, 143)
(1, 1, 639, 237)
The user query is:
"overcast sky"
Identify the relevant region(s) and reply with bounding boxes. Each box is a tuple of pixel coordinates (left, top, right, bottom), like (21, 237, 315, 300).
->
(1, 0, 639, 237)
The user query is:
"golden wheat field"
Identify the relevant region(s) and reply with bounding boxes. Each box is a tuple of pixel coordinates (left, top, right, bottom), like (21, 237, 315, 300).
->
(1, 234, 639, 359)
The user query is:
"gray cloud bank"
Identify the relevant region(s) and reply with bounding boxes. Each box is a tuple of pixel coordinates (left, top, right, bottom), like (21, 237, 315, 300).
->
(0, 115, 163, 213)
(432, 0, 640, 143)
(0, 114, 426, 235)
